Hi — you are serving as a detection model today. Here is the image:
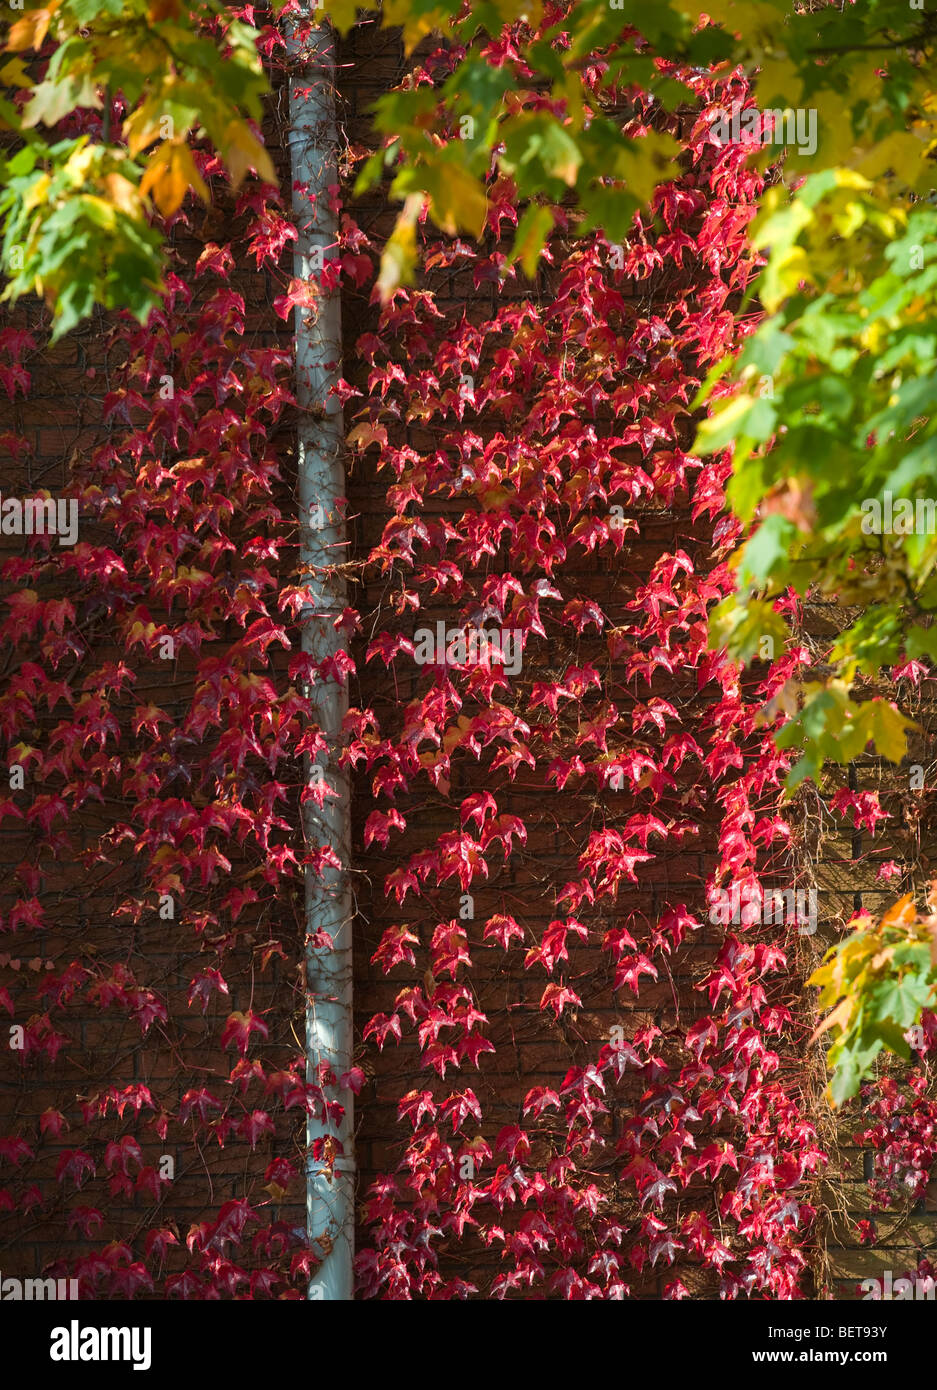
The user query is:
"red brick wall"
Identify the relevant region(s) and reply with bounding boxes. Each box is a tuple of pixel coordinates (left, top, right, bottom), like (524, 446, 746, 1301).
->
(336, 24, 825, 1299)
(0, 109, 308, 1295)
(0, 15, 928, 1301)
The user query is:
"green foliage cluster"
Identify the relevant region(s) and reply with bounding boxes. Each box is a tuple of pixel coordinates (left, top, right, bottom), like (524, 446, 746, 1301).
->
(810, 894, 937, 1106)
(0, 0, 274, 336)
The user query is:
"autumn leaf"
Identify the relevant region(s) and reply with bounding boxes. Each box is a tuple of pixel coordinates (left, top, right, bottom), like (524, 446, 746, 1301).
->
(510, 204, 555, 279)
(419, 162, 489, 239)
(221, 1010, 269, 1055)
(140, 141, 210, 217)
(7, 7, 55, 53)
(807, 996, 853, 1049)
(219, 119, 276, 189)
(377, 194, 423, 303)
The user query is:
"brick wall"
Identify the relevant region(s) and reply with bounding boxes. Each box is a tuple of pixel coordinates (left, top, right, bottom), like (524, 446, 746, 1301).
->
(336, 23, 828, 1299)
(0, 14, 931, 1301)
(0, 103, 308, 1295)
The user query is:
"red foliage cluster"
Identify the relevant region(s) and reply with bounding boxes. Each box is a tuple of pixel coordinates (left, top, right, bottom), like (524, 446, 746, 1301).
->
(340, 40, 828, 1298)
(855, 1069, 937, 1211)
(0, 21, 336, 1285)
(8, 5, 917, 1301)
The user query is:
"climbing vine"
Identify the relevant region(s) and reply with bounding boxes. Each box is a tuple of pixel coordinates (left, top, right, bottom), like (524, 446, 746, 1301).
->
(342, 32, 828, 1298)
(1, 0, 933, 1303)
(0, 3, 352, 1298)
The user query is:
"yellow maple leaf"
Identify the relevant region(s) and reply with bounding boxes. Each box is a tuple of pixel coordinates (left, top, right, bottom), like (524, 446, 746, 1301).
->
(615, 131, 681, 204)
(377, 193, 423, 303)
(140, 141, 209, 217)
(879, 893, 917, 931)
(220, 119, 275, 189)
(859, 699, 917, 764)
(7, 4, 60, 53)
(0, 57, 32, 88)
(855, 130, 930, 189)
(422, 163, 488, 239)
(102, 172, 142, 218)
(807, 996, 854, 1049)
(323, 0, 359, 32)
(381, 0, 453, 53)
(696, 0, 782, 35)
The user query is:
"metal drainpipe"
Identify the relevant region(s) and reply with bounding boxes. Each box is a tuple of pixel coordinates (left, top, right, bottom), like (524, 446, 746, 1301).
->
(283, 5, 353, 1301)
